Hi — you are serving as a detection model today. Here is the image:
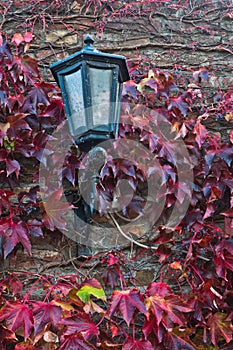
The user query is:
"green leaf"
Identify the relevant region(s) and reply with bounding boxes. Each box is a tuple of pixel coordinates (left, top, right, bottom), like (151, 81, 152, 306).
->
(77, 285, 106, 304)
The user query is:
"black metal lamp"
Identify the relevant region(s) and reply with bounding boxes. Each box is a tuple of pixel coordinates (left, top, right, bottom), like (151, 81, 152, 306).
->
(50, 35, 130, 151)
(50, 36, 130, 256)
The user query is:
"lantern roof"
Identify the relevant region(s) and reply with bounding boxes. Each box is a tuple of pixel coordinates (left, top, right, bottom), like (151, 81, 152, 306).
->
(50, 35, 130, 85)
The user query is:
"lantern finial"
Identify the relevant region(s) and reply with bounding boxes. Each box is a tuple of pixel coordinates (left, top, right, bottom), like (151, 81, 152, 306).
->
(84, 35, 94, 47)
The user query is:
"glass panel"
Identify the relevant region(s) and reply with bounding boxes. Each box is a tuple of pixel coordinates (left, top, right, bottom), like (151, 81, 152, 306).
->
(63, 69, 86, 137)
(114, 81, 122, 137)
(89, 67, 112, 127)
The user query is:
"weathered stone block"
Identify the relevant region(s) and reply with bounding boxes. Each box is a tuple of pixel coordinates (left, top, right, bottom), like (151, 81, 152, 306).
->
(45, 30, 77, 45)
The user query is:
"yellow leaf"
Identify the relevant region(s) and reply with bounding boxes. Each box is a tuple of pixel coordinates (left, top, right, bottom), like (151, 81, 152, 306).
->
(43, 330, 59, 343)
(148, 69, 155, 78)
(24, 43, 31, 53)
(225, 113, 233, 122)
(52, 300, 74, 311)
(68, 288, 84, 307)
(171, 122, 180, 133)
(169, 261, 182, 271)
(0, 122, 10, 133)
(83, 300, 105, 314)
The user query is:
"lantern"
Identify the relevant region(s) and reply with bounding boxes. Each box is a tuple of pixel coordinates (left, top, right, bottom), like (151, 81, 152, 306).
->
(50, 35, 130, 151)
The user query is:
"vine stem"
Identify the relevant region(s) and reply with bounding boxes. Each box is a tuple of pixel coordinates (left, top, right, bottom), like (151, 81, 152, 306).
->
(108, 212, 157, 250)
(108, 213, 211, 262)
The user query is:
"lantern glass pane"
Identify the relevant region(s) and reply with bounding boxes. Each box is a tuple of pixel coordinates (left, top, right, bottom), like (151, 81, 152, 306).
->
(89, 67, 112, 127)
(63, 69, 86, 136)
(113, 81, 122, 136)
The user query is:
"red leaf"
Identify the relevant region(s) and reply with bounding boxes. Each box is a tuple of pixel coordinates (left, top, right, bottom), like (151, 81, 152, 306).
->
(32, 131, 54, 165)
(224, 217, 233, 236)
(122, 337, 154, 350)
(138, 76, 158, 94)
(205, 145, 233, 168)
(190, 280, 223, 313)
(0, 40, 12, 60)
(0, 219, 31, 258)
(220, 341, 233, 350)
(207, 312, 233, 346)
(0, 301, 33, 339)
(102, 267, 120, 289)
(164, 331, 197, 350)
(15, 345, 39, 350)
(230, 130, 233, 144)
(0, 324, 17, 343)
(148, 134, 159, 152)
(62, 154, 84, 186)
(145, 285, 192, 330)
(225, 11, 233, 18)
(122, 80, 137, 98)
(110, 324, 118, 338)
(24, 32, 33, 43)
(6, 275, 23, 295)
(41, 189, 72, 231)
(192, 67, 208, 83)
(109, 289, 148, 327)
(143, 316, 165, 343)
(107, 253, 119, 266)
(193, 121, 208, 148)
(214, 239, 233, 280)
(59, 312, 99, 341)
(7, 113, 29, 131)
(6, 159, 20, 178)
(20, 55, 40, 83)
(25, 82, 57, 113)
(119, 162, 136, 178)
(158, 142, 177, 164)
(11, 33, 24, 46)
(82, 278, 103, 290)
(19, 186, 40, 203)
(33, 302, 62, 335)
(0, 149, 7, 161)
(27, 219, 43, 238)
(222, 209, 233, 217)
(57, 333, 96, 350)
(203, 203, 215, 220)
(41, 98, 65, 124)
(216, 239, 233, 255)
(146, 282, 172, 298)
(168, 96, 190, 116)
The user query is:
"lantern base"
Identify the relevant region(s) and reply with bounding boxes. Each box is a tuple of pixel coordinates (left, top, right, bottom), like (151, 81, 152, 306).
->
(74, 145, 107, 257)
(75, 131, 114, 152)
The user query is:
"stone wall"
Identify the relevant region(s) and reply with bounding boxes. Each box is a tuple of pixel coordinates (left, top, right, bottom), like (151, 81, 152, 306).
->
(2, 1, 233, 84)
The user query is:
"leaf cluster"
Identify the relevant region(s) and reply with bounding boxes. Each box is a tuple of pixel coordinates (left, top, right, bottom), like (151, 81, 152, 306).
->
(0, 32, 232, 349)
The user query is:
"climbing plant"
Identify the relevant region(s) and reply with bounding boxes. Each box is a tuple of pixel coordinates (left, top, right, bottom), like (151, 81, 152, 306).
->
(0, 18, 232, 350)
